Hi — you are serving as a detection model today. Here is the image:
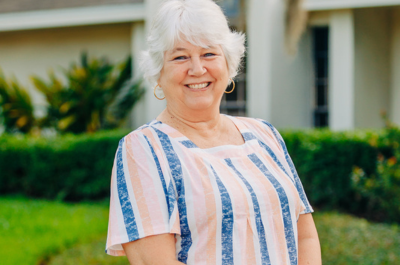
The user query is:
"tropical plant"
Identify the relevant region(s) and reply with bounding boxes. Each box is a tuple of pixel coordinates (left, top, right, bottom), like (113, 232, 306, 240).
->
(0, 69, 35, 134)
(31, 53, 144, 134)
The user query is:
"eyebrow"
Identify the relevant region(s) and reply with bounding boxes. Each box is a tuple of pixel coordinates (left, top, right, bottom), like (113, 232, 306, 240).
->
(170, 47, 187, 54)
(170, 45, 216, 54)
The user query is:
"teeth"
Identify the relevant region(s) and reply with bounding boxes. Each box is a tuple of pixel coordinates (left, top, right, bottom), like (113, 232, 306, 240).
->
(188, 83, 209, 89)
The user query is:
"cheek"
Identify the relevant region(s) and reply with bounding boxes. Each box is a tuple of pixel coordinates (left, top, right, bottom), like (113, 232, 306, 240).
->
(211, 63, 229, 82)
(160, 67, 186, 88)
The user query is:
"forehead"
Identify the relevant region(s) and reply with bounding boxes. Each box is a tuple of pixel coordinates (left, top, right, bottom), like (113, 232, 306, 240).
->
(167, 40, 219, 54)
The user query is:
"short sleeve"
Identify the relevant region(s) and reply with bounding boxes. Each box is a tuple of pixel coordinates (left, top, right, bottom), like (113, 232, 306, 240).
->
(105, 132, 181, 256)
(256, 119, 314, 216)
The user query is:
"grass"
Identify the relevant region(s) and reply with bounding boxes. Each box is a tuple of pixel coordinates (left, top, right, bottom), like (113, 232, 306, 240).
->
(48, 237, 128, 265)
(314, 212, 400, 265)
(2, 196, 400, 265)
(0, 196, 109, 265)
(48, 212, 400, 265)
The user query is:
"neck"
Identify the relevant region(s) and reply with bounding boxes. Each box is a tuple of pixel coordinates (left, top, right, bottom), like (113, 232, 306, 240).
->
(158, 105, 224, 137)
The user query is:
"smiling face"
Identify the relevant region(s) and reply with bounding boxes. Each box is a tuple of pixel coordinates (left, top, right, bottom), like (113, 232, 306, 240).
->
(158, 40, 230, 113)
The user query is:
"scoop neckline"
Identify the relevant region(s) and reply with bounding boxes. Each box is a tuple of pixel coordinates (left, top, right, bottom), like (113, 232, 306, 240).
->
(151, 115, 253, 152)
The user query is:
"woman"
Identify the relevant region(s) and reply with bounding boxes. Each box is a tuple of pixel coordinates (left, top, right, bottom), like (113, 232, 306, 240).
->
(106, 0, 321, 264)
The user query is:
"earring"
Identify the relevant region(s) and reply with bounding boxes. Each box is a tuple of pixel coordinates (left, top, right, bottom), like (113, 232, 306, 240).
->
(154, 84, 165, 100)
(225, 78, 235, 94)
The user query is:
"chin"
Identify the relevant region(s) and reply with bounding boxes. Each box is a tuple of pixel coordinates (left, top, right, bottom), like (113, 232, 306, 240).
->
(185, 97, 217, 111)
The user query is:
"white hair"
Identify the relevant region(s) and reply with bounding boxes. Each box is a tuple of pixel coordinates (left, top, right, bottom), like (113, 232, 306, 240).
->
(140, 0, 246, 85)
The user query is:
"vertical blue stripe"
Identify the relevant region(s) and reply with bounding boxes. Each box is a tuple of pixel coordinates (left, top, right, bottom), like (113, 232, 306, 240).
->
(261, 120, 312, 213)
(242, 132, 257, 141)
(210, 166, 234, 265)
(153, 128, 192, 263)
(116, 138, 139, 241)
(248, 153, 298, 265)
(180, 140, 198, 148)
(225, 159, 271, 265)
(258, 140, 292, 181)
(143, 135, 176, 218)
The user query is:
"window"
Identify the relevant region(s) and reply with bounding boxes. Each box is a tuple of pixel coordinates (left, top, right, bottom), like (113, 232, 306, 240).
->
(312, 27, 329, 127)
(218, 5, 247, 117)
(220, 72, 247, 116)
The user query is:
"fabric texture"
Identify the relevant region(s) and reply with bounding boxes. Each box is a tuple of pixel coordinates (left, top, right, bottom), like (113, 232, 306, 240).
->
(106, 115, 313, 264)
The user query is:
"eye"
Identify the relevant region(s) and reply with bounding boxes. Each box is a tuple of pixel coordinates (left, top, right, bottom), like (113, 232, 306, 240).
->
(204, 53, 216, 57)
(173, 56, 187, 60)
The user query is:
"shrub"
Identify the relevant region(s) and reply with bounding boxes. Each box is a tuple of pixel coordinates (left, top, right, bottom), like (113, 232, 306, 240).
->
(351, 122, 400, 223)
(0, 130, 128, 201)
(281, 129, 378, 211)
(0, 70, 35, 134)
(31, 53, 144, 134)
(1, 127, 399, 224)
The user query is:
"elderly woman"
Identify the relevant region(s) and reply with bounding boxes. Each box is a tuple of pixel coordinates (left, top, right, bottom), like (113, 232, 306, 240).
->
(106, 0, 321, 264)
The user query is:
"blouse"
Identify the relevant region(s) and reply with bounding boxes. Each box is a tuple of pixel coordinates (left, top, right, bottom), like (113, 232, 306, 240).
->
(105, 115, 313, 265)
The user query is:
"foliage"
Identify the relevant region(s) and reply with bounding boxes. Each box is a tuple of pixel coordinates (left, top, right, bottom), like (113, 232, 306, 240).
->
(1, 125, 400, 223)
(352, 119, 400, 223)
(0, 196, 109, 265)
(0, 130, 128, 201)
(280, 129, 378, 211)
(31, 53, 144, 134)
(0, 69, 35, 133)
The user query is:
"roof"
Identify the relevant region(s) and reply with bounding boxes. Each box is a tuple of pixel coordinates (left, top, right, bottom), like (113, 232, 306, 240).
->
(305, 0, 400, 11)
(0, 0, 144, 14)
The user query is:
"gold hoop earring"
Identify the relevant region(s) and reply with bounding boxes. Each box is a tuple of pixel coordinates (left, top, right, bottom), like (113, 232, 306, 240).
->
(154, 84, 165, 100)
(225, 78, 235, 94)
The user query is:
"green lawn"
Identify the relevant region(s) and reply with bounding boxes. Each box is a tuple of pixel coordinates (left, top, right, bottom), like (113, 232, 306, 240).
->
(0, 197, 109, 265)
(315, 212, 400, 265)
(2, 197, 400, 265)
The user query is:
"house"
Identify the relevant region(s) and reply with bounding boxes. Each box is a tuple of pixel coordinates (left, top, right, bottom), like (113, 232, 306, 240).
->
(248, 0, 400, 129)
(0, 0, 150, 126)
(1, 0, 399, 130)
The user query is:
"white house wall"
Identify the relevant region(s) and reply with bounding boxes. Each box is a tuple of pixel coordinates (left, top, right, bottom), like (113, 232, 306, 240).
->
(354, 7, 391, 128)
(391, 7, 400, 125)
(138, 0, 166, 125)
(247, 0, 313, 128)
(270, 24, 314, 129)
(0, 23, 132, 117)
(246, 0, 274, 122)
(329, 9, 356, 130)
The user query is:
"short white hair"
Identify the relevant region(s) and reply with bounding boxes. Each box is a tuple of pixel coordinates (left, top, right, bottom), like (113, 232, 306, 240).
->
(140, 0, 246, 85)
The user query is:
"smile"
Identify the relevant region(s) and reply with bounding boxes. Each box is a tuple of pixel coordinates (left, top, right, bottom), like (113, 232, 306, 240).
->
(186, 82, 211, 89)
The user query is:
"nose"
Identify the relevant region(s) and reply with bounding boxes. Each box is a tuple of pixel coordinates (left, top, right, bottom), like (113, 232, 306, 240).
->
(188, 57, 206, 76)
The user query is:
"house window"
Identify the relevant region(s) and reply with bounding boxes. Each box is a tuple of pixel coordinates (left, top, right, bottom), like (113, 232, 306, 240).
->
(312, 27, 329, 127)
(219, 8, 247, 117)
(220, 72, 247, 116)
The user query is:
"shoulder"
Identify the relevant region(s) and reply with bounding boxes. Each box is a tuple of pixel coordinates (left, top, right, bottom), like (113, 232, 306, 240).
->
(119, 121, 161, 149)
(234, 116, 280, 137)
(233, 116, 285, 150)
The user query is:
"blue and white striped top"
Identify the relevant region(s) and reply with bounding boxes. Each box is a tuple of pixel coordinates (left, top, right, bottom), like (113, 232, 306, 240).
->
(106, 116, 313, 264)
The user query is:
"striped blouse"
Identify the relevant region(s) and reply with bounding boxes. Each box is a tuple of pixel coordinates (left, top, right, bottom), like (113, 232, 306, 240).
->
(106, 115, 313, 265)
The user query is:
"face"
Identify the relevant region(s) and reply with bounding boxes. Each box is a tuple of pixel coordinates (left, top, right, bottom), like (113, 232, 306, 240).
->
(158, 40, 229, 112)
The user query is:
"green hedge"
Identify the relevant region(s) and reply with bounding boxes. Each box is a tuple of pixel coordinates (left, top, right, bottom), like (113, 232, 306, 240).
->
(0, 130, 128, 201)
(0, 128, 399, 222)
(281, 130, 378, 211)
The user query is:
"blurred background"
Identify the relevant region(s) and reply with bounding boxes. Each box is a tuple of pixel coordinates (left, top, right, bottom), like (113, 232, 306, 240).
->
(0, 0, 400, 264)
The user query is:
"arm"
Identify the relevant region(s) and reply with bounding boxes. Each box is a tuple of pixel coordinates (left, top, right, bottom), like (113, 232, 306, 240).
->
(297, 213, 321, 265)
(122, 233, 185, 265)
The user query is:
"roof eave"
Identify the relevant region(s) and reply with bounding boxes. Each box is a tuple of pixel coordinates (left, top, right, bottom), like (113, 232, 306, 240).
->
(305, 0, 400, 11)
(0, 3, 145, 32)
